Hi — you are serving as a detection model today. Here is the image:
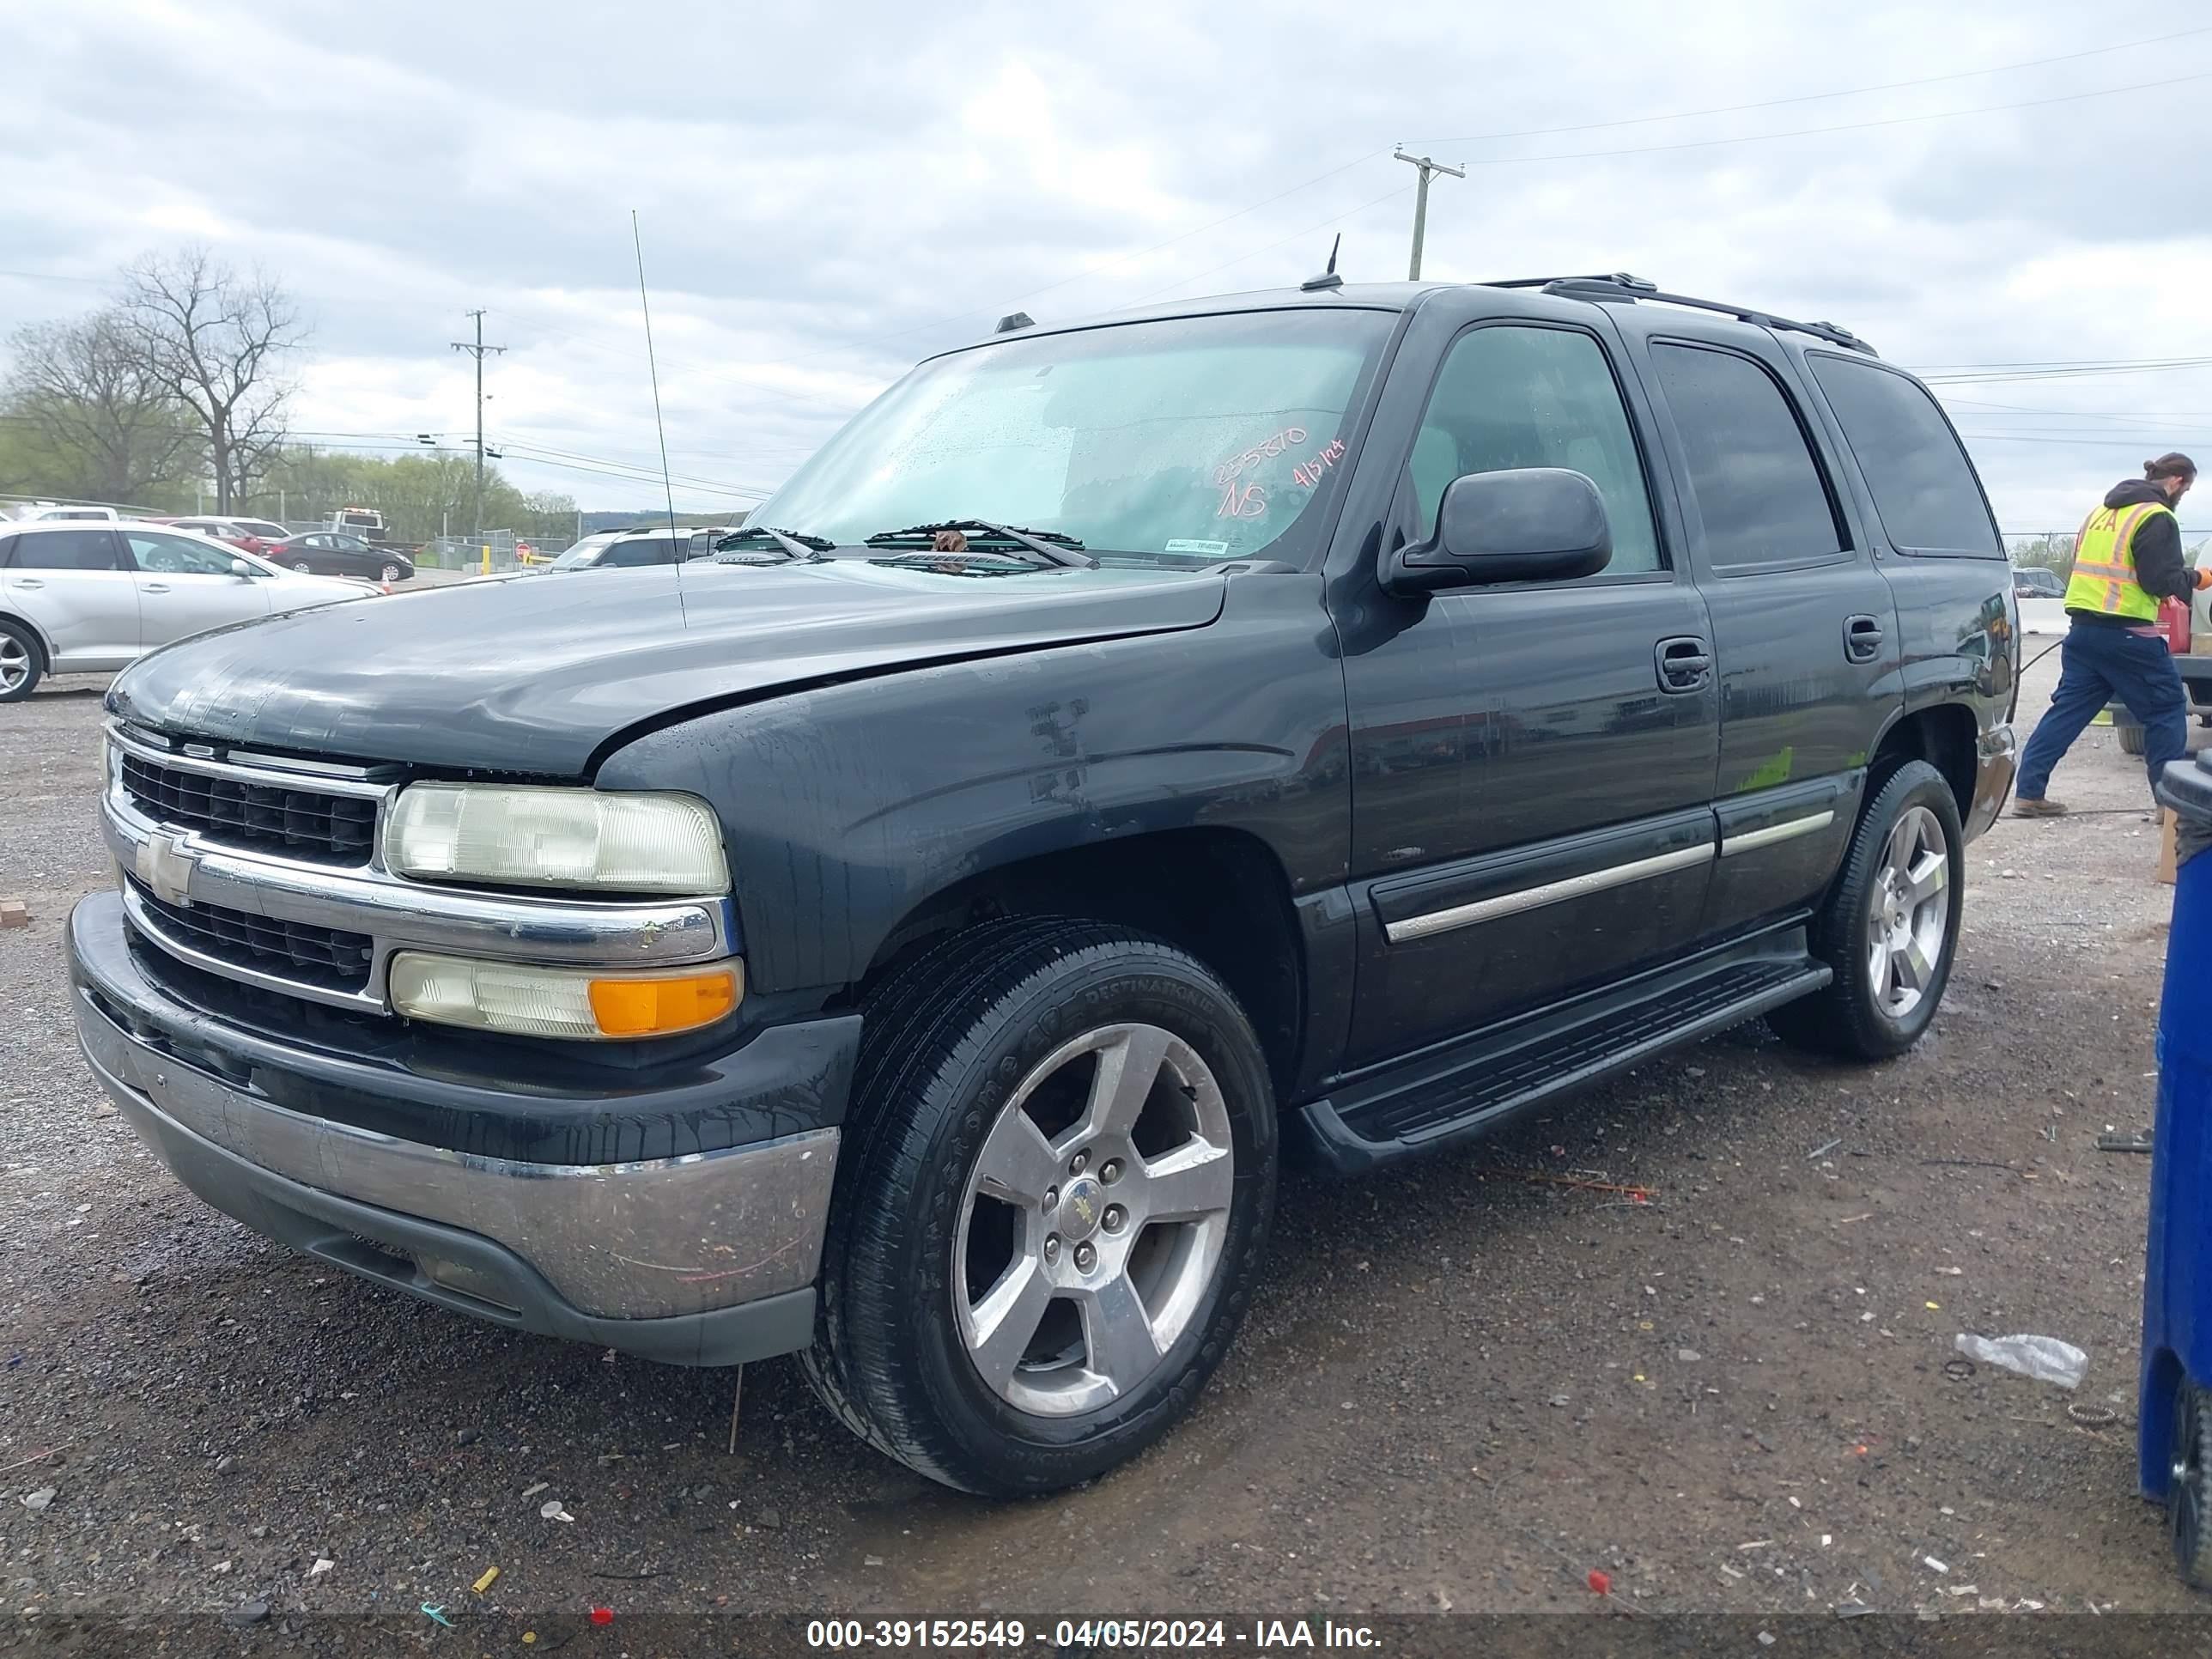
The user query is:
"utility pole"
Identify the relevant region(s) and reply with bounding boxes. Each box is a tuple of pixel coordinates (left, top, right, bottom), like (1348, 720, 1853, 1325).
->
(1393, 149, 1466, 282)
(450, 311, 506, 544)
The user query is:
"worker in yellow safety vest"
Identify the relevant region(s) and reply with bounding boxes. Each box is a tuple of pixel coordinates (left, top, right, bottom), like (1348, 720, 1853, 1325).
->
(2014, 453, 2212, 816)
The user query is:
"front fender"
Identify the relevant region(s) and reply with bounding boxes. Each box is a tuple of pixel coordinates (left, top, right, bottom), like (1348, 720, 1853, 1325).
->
(595, 582, 1352, 996)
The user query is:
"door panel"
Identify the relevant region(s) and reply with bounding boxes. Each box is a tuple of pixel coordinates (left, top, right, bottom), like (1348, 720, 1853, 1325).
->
(1340, 314, 1720, 1070)
(1346, 581, 1718, 1064)
(124, 531, 271, 648)
(1, 529, 140, 665)
(1625, 327, 1901, 940)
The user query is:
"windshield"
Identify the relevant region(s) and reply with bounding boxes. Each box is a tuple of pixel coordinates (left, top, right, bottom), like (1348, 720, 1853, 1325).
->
(750, 308, 1394, 565)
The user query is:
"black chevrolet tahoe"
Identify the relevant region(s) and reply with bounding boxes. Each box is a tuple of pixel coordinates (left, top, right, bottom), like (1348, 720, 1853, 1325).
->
(67, 273, 2019, 1496)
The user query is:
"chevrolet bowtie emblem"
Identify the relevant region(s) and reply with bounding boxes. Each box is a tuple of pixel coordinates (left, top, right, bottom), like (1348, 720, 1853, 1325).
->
(1072, 1195, 1094, 1224)
(135, 833, 198, 908)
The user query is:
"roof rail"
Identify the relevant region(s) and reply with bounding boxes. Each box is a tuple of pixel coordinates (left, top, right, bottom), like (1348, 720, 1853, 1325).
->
(1518, 274, 1877, 356)
(1481, 272, 1659, 294)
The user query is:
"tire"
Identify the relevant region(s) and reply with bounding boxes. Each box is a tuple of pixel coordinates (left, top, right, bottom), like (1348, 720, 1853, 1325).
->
(293, 560, 313, 574)
(2120, 721, 2148, 757)
(801, 917, 1278, 1496)
(380, 563, 403, 584)
(2173, 1376, 2212, 1589)
(0, 618, 43, 702)
(1769, 759, 1965, 1060)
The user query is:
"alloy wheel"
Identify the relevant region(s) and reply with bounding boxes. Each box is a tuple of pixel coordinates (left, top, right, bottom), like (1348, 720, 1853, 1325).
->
(1866, 804, 1949, 1020)
(953, 1023, 1234, 1419)
(0, 635, 29, 696)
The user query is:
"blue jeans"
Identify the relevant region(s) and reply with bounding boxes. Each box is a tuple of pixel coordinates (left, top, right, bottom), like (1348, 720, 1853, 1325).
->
(2016, 621, 2190, 799)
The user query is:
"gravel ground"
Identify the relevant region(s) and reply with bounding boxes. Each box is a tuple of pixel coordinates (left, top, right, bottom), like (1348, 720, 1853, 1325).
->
(0, 638, 2203, 1639)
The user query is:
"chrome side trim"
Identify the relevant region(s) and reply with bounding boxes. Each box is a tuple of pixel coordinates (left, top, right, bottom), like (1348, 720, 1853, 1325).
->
(77, 994, 836, 1320)
(1383, 843, 1715, 945)
(1719, 810, 1835, 859)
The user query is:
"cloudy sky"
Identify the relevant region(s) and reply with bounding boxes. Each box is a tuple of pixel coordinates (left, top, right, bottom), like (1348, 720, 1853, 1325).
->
(3, 0, 2209, 532)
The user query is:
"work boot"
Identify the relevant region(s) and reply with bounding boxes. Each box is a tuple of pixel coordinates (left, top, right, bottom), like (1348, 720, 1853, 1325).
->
(2012, 797, 2069, 818)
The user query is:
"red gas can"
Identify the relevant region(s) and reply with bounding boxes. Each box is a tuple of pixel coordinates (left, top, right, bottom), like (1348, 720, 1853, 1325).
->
(2159, 597, 2192, 656)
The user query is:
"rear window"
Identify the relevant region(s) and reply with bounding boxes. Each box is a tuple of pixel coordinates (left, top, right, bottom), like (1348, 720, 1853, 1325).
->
(10, 530, 125, 570)
(1808, 355, 2001, 558)
(1649, 343, 1845, 572)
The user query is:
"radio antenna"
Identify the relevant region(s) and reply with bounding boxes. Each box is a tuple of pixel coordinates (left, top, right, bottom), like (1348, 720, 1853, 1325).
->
(630, 210, 687, 624)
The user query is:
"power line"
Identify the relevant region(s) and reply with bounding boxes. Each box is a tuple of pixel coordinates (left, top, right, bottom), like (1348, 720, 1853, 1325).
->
(1433, 65, 2212, 169)
(1921, 361, 2212, 386)
(1408, 23, 2212, 147)
(749, 24, 2212, 368)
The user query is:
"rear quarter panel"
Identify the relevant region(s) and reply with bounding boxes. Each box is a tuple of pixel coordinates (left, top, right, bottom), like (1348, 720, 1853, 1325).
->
(1787, 346, 2017, 839)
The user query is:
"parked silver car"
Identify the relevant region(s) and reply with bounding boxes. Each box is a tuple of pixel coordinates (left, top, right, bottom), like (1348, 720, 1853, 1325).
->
(0, 520, 377, 702)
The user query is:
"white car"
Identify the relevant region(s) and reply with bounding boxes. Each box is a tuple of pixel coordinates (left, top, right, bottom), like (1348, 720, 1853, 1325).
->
(0, 520, 378, 702)
(7, 503, 120, 523)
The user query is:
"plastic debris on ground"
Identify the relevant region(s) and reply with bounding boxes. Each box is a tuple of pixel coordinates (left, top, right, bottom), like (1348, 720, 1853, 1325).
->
(472, 1565, 500, 1594)
(308, 1558, 333, 1577)
(420, 1601, 453, 1628)
(20, 1487, 55, 1511)
(539, 1498, 574, 1522)
(1953, 1332, 2088, 1389)
(591, 1607, 614, 1626)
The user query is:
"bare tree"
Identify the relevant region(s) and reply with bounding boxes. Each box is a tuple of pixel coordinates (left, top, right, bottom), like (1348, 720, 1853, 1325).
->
(2, 308, 194, 503)
(120, 246, 306, 513)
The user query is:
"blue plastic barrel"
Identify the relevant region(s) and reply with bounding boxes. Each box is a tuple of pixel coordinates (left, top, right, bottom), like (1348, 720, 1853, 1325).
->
(2137, 750, 2212, 1551)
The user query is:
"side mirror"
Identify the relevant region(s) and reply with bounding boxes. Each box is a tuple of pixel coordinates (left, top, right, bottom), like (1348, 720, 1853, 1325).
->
(1382, 467, 1613, 595)
(229, 558, 256, 580)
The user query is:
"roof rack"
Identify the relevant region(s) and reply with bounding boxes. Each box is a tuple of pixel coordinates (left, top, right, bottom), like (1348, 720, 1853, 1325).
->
(1482, 273, 1877, 356)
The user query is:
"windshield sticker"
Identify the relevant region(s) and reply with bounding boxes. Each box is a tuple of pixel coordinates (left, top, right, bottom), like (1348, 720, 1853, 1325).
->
(1212, 426, 1308, 487)
(1165, 538, 1231, 556)
(1291, 437, 1347, 489)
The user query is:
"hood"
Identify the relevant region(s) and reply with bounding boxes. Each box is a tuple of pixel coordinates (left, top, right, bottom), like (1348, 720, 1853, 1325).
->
(2106, 478, 2169, 510)
(108, 559, 1226, 775)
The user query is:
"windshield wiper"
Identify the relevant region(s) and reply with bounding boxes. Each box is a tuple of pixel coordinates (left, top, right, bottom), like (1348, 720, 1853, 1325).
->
(863, 520, 1097, 569)
(712, 526, 834, 562)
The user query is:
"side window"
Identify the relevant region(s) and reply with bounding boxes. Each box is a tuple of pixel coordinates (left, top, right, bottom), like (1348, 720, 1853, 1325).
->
(1409, 325, 1662, 574)
(126, 532, 238, 575)
(605, 538, 669, 568)
(1649, 344, 1844, 572)
(1808, 355, 2002, 557)
(13, 530, 125, 570)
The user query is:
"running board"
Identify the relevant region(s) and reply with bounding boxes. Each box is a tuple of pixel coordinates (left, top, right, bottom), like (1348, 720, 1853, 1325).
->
(1297, 930, 1830, 1176)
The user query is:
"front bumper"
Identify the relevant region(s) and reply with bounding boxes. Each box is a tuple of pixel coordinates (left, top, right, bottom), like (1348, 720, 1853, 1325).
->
(70, 890, 853, 1366)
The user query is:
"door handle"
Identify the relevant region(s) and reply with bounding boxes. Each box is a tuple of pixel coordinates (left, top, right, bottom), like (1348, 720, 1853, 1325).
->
(1844, 614, 1884, 663)
(1656, 635, 1713, 693)
(142, 582, 171, 593)
(13, 578, 42, 589)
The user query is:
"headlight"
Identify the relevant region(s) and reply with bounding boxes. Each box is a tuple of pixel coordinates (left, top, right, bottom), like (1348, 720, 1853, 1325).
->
(389, 952, 742, 1041)
(383, 784, 728, 894)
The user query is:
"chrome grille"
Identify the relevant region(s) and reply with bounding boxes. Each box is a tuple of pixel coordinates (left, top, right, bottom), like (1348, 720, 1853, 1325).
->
(120, 750, 378, 865)
(127, 878, 375, 993)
